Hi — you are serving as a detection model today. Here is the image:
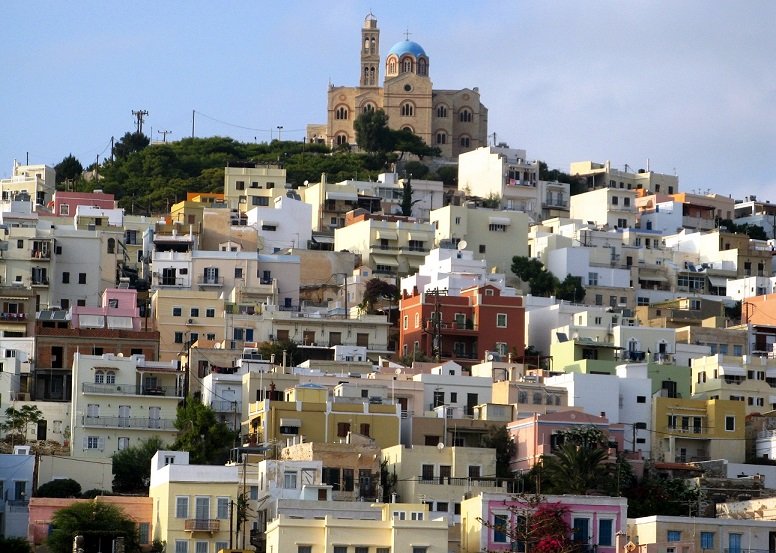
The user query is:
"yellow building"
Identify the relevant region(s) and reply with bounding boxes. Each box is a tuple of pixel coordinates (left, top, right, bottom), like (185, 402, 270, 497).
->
(223, 163, 287, 213)
(691, 353, 776, 414)
(245, 383, 401, 450)
(569, 187, 638, 230)
(265, 502, 447, 553)
(152, 288, 225, 362)
(307, 13, 487, 158)
(570, 160, 678, 195)
(70, 353, 181, 459)
(149, 450, 239, 553)
(652, 396, 746, 464)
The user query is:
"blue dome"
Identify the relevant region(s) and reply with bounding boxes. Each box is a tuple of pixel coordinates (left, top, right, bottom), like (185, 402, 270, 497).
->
(388, 40, 426, 58)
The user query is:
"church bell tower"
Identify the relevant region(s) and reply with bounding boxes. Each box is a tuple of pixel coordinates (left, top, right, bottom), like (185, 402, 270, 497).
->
(360, 13, 380, 87)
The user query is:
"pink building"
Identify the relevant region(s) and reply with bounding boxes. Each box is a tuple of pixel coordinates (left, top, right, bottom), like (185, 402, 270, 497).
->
(27, 496, 153, 547)
(51, 190, 116, 217)
(507, 410, 625, 472)
(461, 492, 627, 553)
(70, 288, 142, 331)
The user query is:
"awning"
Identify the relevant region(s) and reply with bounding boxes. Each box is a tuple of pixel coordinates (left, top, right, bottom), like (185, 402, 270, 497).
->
(311, 234, 334, 244)
(376, 230, 398, 241)
(766, 368, 776, 379)
(107, 316, 134, 329)
(708, 276, 728, 287)
(78, 314, 105, 328)
(638, 272, 668, 282)
(279, 418, 301, 427)
(769, 395, 776, 405)
(488, 216, 512, 225)
(372, 254, 399, 266)
(719, 365, 745, 376)
(260, 220, 279, 227)
(407, 257, 423, 268)
(326, 191, 357, 201)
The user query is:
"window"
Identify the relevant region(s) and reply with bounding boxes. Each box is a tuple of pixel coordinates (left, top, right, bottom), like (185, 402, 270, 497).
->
(355, 547, 368, 553)
(217, 497, 229, 519)
(173, 307, 182, 317)
(725, 415, 735, 431)
(496, 313, 507, 328)
(62, 272, 70, 284)
(488, 223, 507, 232)
(175, 541, 188, 553)
(598, 519, 613, 546)
(403, 315, 408, 330)
(94, 371, 105, 384)
(479, 244, 486, 253)
(337, 422, 350, 437)
(700, 532, 714, 550)
(174, 332, 184, 344)
(105, 371, 115, 384)
(435, 131, 446, 145)
(335, 106, 348, 120)
(636, 396, 646, 403)
(195, 543, 208, 553)
(611, 196, 619, 205)
(667, 530, 681, 542)
(436, 105, 448, 118)
(284, 471, 298, 489)
(468, 465, 481, 478)
(459, 108, 472, 122)
(412, 547, 427, 553)
(298, 547, 312, 553)
(493, 513, 508, 543)
(176, 496, 189, 518)
(460, 136, 470, 147)
(400, 102, 414, 117)
(215, 544, 228, 553)
(77, 273, 86, 284)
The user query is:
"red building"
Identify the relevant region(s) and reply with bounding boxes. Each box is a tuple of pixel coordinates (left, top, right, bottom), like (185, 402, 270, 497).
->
(399, 284, 524, 368)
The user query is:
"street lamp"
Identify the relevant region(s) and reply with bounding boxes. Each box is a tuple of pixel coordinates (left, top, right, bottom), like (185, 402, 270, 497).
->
(276, 126, 283, 140)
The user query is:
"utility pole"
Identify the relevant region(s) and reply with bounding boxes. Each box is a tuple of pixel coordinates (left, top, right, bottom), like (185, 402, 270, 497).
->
(191, 110, 195, 138)
(157, 129, 172, 143)
(433, 288, 441, 362)
(110, 136, 114, 162)
(132, 109, 149, 134)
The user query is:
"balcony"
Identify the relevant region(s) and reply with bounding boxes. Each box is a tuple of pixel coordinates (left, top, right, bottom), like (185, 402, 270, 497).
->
(30, 250, 51, 260)
(399, 246, 430, 256)
(426, 320, 478, 335)
(82, 383, 182, 397)
(31, 277, 49, 287)
(83, 416, 176, 430)
(0, 312, 26, 322)
(211, 400, 241, 412)
(185, 518, 220, 532)
(197, 275, 224, 288)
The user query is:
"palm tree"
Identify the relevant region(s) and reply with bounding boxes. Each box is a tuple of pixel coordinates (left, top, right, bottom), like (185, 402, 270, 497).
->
(539, 442, 608, 495)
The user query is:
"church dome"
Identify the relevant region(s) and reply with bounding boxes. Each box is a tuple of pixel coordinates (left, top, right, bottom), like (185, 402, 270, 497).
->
(388, 40, 426, 58)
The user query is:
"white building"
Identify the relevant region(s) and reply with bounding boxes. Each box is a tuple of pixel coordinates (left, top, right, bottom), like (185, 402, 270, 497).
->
(0, 446, 35, 538)
(246, 194, 313, 252)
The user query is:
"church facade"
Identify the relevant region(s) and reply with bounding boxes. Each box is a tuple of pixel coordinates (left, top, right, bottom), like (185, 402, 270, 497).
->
(307, 14, 488, 159)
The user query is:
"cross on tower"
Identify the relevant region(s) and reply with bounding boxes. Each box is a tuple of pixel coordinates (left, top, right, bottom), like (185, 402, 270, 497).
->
(404, 28, 412, 40)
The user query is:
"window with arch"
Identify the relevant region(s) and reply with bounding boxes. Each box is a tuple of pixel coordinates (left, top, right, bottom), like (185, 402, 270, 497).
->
(335, 106, 348, 120)
(417, 58, 427, 76)
(436, 132, 447, 145)
(388, 57, 397, 75)
(402, 126, 414, 133)
(362, 103, 376, 113)
(400, 102, 414, 117)
(107, 238, 115, 254)
(95, 370, 105, 384)
(370, 37, 376, 53)
(369, 66, 375, 85)
(436, 105, 448, 118)
(459, 108, 473, 123)
(106, 371, 116, 384)
(401, 57, 413, 73)
(459, 135, 471, 147)
(335, 134, 348, 146)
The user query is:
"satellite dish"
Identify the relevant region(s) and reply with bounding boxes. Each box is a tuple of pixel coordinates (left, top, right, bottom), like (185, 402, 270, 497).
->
(487, 353, 494, 361)
(458, 240, 468, 251)
(437, 442, 445, 451)
(304, 180, 309, 186)
(394, 368, 402, 375)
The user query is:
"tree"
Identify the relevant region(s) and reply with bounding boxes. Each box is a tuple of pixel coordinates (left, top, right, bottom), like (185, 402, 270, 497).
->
(36, 478, 81, 498)
(1, 405, 43, 445)
(400, 174, 421, 217)
(391, 128, 439, 160)
(481, 424, 516, 478)
(54, 154, 84, 186)
(556, 274, 585, 303)
(511, 256, 546, 283)
(434, 165, 457, 187)
(0, 537, 32, 553)
(360, 278, 399, 314)
(537, 426, 610, 495)
(257, 339, 300, 367)
(511, 257, 586, 300)
(625, 466, 700, 518)
(172, 400, 236, 465)
(112, 131, 150, 161)
(402, 160, 429, 179)
(47, 500, 140, 553)
(112, 436, 167, 493)
(354, 109, 393, 154)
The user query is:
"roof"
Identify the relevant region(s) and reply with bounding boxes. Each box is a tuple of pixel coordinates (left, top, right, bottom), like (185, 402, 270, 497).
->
(388, 39, 426, 58)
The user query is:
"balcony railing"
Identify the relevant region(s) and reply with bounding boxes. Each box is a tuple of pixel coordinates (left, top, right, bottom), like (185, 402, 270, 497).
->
(82, 383, 181, 397)
(0, 312, 26, 321)
(83, 416, 176, 429)
(415, 476, 508, 489)
(211, 400, 241, 412)
(184, 518, 220, 532)
(197, 276, 225, 287)
(31, 277, 49, 286)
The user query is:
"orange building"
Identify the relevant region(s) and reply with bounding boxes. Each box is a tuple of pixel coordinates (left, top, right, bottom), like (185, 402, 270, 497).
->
(398, 284, 524, 368)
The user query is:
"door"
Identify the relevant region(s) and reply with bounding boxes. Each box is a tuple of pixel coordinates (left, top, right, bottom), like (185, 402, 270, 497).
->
(149, 406, 161, 429)
(573, 517, 589, 546)
(119, 405, 130, 427)
(729, 533, 742, 553)
(195, 497, 210, 523)
(36, 420, 47, 440)
(439, 465, 451, 485)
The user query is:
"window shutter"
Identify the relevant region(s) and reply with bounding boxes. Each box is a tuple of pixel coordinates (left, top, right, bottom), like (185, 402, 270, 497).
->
(98, 437, 105, 451)
(82, 437, 88, 449)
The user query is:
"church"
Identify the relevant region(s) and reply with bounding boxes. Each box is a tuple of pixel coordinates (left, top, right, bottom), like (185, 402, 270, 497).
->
(307, 13, 488, 159)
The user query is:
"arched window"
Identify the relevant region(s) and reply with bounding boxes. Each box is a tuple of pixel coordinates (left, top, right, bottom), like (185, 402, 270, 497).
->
(417, 58, 427, 76)
(387, 57, 397, 75)
(401, 57, 413, 73)
(106, 371, 116, 384)
(436, 105, 448, 118)
(402, 126, 414, 133)
(95, 370, 105, 384)
(362, 102, 376, 113)
(370, 37, 375, 53)
(335, 134, 348, 146)
(364, 38, 370, 52)
(459, 108, 473, 123)
(400, 102, 414, 117)
(436, 132, 446, 145)
(107, 238, 115, 254)
(459, 135, 471, 148)
(369, 66, 375, 85)
(335, 106, 349, 120)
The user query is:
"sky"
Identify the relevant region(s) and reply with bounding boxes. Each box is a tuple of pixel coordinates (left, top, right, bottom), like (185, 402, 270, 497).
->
(2, 1, 775, 199)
